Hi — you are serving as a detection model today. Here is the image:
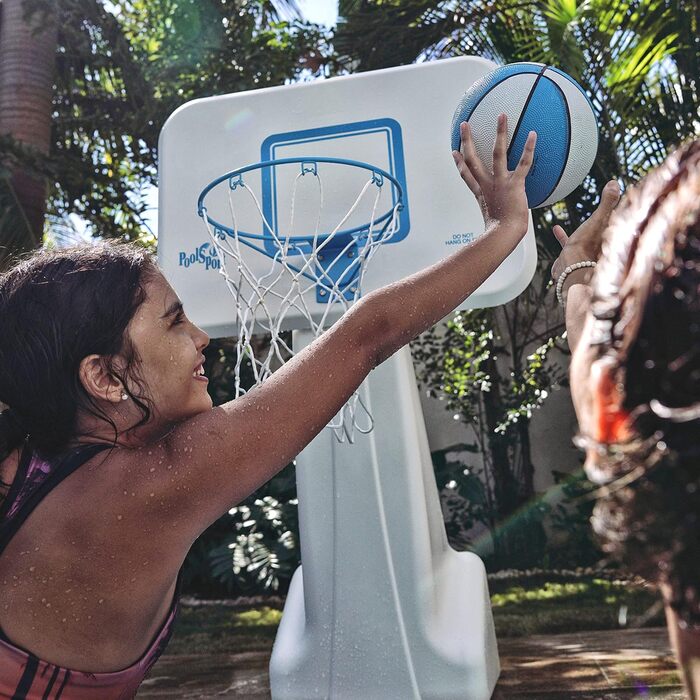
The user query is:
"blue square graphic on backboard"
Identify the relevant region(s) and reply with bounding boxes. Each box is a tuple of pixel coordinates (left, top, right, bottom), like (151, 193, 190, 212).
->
(260, 119, 410, 255)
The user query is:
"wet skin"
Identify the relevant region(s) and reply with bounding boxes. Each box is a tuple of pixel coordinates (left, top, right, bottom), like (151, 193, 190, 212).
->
(0, 274, 213, 672)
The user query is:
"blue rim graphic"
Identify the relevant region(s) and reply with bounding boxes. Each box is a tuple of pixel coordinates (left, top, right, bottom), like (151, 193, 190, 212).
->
(260, 118, 410, 252)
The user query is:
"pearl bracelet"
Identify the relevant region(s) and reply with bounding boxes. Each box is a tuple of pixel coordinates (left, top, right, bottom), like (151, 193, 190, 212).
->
(555, 261, 596, 307)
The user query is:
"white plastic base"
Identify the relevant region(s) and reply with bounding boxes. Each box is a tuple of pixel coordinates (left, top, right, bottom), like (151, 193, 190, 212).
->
(269, 334, 500, 699)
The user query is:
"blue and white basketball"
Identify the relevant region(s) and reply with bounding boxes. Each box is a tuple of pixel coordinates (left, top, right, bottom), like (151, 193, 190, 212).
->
(451, 63, 598, 209)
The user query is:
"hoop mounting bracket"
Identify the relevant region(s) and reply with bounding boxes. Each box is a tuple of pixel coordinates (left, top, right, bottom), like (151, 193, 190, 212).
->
(315, 239, 361, 303)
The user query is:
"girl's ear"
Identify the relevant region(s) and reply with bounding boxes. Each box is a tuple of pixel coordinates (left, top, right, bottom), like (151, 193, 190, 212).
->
(79, 355, 124, 404)
(590, 356, 633, 443)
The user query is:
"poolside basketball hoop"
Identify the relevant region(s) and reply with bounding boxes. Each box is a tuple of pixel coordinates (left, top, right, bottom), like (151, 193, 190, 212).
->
(197, 156, 404, 441)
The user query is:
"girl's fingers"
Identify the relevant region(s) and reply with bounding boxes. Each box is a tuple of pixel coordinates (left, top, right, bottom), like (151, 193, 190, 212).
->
(453, 150, 482, 196)
(492, 114, 508, 177)
(593, 180, 621, 221)
(553, 224, 568, 247)
(516, 131, 537, 176)
(459, 121, 487, 183)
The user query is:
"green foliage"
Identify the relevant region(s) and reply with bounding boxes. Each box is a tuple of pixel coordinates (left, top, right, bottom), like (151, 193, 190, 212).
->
(0, 0, 329, 251)
(496, 336, 561, 435)
(208, 463, 299, 593)
(165, 604, 280, 655)
(547, 468, 604, 568)
(165, 576, 666, 655)
(233, 606, 283, 627)
(431, 443, 489, 546)
(490, 576, 665, 637)
(413, 311, 563, 437)
(430, 441, 603, 571)
(0, 135, 55, 268)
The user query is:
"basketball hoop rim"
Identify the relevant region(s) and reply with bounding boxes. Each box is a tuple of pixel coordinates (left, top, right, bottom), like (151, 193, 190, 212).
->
(196, 156, 405, 246)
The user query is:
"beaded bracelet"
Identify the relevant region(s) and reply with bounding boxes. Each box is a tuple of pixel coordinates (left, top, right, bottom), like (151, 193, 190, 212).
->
(555, 261, 596, 307)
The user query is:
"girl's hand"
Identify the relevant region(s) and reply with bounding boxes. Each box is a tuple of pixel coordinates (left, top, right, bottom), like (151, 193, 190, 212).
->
(551, 180, 621, 283)
(452, 113, 536, 237)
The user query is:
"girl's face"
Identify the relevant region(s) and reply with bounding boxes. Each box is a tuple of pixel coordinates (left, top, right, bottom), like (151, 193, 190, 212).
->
(125, 271, 211, 427)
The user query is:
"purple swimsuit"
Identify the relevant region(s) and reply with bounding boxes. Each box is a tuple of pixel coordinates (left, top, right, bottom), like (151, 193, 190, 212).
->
(0, 444, 182, 699)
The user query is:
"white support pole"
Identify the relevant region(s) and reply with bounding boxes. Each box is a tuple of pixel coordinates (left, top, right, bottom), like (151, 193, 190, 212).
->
(269, 331, 500, 699)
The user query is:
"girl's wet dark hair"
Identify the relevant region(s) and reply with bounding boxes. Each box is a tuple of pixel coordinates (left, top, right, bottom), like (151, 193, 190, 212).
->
(0, 242, 158, 466)
(585, 139, 700, 627)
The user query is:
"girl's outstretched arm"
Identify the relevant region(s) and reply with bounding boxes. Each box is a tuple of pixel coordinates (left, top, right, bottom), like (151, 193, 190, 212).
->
(117, 115, 536, 549)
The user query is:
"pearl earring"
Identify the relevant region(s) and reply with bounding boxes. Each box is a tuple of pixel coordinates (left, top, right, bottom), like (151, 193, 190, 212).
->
(121, 392, 128, 401)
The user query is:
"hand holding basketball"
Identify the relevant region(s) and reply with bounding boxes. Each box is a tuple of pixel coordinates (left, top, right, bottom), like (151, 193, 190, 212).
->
(452, 114, 536, 237)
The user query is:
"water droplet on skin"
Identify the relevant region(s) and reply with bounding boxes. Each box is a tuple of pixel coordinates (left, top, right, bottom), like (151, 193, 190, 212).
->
(62, 618, 67, 623)
(167, 465, 172, 470)
(123, 490, 128, 495)
(34, 547, 39, 551)
(88, 615, 92, 620)
(28, 566, 35, 572)
(46, 603, 51, 608)
(131, 492, 135, 496)
(149, 467, 155, 472)
(98, 598, 104, 604)
(117, 515, 123, 521)
(26, 597, 32, 602)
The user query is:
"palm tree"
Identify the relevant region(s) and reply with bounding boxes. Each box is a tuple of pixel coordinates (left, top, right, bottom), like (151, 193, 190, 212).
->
(0, 0, 57, 267)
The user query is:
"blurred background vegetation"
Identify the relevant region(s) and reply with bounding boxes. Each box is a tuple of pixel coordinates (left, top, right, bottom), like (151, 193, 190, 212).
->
(0, 0, 697, 598)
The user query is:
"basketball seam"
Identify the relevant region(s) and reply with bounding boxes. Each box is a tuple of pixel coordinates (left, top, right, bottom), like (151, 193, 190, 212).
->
(533, 72, 572, 208)
(544, 65, 597, 114)
(506, 64, 548, 162)
(455, 67, 542, 135)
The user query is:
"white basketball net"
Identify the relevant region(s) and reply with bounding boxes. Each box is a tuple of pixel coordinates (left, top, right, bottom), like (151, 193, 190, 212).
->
(199, 160, 402, 442)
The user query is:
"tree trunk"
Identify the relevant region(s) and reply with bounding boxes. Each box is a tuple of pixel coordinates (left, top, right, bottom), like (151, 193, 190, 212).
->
(518, 421, 535, 500)
(481, 339, 518, 518)
(0, 0, 58, 251)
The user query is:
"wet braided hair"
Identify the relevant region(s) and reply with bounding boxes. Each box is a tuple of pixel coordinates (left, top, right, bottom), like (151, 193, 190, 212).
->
(583, 139, 700, 628)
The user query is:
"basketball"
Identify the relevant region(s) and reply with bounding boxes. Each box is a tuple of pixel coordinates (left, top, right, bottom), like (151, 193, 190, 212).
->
(451, 62, 598, 209)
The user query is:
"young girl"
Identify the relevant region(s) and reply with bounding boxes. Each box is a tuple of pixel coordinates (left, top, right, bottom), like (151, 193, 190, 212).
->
(0, 117, 534, 698)
(553, 139, 700, 697)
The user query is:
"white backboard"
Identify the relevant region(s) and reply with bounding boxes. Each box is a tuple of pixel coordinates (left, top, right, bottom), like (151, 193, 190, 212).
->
(158, 57, 537, 337)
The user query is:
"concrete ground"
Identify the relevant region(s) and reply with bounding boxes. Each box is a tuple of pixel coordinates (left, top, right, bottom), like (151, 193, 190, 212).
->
(136, 627, 685, 699)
